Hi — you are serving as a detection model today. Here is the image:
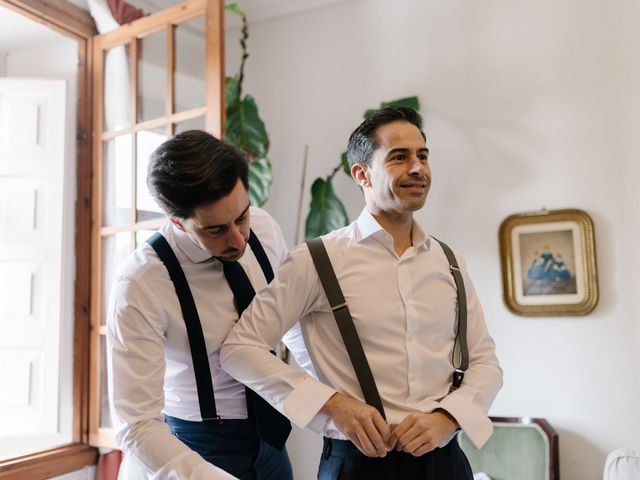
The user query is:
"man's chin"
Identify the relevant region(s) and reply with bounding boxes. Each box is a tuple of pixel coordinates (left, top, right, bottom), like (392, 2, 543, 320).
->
(403, 197, 427, 212)
(219, 247, 246, 262)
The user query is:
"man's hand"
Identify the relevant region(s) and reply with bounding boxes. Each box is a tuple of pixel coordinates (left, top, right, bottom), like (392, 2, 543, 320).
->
(387, 410, 458, 457)
(320, 392, 390, 458)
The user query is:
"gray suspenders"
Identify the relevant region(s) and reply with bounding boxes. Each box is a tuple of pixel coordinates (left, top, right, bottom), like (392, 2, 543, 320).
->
(306, 237, 387, 419)
(305, 236, 468, 419)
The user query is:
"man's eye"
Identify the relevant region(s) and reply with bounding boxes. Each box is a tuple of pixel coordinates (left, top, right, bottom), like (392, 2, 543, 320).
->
(235, 215, 247, 225)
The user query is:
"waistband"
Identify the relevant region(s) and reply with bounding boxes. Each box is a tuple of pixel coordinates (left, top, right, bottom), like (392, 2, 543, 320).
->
(165, 414, 254, 434)
(322, 435, 460, 460)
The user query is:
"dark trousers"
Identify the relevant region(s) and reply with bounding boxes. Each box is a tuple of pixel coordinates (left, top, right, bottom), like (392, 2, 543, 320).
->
(165, 415, 293, 480)
(317, 436, 473, 480)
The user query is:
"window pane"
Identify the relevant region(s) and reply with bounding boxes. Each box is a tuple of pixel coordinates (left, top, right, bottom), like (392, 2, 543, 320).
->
(103, 43, 131, 131)
(136, 229, 158, 247)
(136, 128, 167, 222)
(137, 30, 167, 123)
(101, 232, 133, 326)
(102, 135, 133, 227)
(174, 115, 205, 134)
(175, 16, 205, 112)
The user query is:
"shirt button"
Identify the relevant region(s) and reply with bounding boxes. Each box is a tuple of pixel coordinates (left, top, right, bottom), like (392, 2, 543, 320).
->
(409, 373, 416, 381)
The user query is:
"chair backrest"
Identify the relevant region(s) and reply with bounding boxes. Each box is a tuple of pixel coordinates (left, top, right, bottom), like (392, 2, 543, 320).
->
(604, 448, 640, 480)
(458, 416, 559, 480)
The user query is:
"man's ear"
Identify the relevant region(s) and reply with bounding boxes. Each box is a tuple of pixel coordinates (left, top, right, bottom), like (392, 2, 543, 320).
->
(169, 216, 186, 232)
(351, 163, 371, 188)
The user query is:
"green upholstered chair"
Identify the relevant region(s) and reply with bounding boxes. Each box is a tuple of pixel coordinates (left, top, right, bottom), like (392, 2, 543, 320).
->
(458, 416, 559, 480)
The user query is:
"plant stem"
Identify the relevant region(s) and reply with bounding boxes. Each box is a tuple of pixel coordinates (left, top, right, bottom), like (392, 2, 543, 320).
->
(238, 13, 249, 99)
(328, 162, 342, 179)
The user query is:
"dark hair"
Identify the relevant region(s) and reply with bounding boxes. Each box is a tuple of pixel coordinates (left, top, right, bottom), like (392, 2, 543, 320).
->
(347, 106, 426, 167)
(147, 130, 249, 219)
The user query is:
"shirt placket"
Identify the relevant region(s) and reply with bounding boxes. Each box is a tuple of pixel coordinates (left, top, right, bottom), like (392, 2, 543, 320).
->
(397, 255, 421, 399)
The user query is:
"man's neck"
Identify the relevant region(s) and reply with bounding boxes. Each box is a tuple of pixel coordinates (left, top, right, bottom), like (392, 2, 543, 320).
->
(368, 208, 414, 256)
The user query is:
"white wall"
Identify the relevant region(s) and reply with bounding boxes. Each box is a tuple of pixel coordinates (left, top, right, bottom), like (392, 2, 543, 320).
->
(226, 1, 640, 478)
(0, 51, 6, 76)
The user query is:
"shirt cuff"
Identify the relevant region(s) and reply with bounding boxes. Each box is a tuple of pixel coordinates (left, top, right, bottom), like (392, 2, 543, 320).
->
(438, 394, 493, 448)
(282, 377, 336, 429)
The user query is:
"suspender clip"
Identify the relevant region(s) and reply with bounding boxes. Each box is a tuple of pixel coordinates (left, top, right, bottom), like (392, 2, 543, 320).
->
(449, 265, 460, 273)
(202, 416, 222, 424)
(451, 369, 465, 390)
(331, 302, 348, 312)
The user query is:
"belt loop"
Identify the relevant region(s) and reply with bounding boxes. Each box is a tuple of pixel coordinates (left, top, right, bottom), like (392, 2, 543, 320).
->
(322, 437, 333, 460)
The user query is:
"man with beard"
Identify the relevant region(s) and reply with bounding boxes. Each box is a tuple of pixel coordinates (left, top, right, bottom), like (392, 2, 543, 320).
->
(107, 131, 296, 479)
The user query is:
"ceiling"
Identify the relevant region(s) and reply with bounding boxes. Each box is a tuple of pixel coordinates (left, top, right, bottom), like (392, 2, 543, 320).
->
(64, 0, 355, 27)
(0, 0, 354, 53)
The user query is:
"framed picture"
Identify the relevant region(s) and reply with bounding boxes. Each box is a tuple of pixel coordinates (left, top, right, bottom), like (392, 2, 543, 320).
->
(499, 209, 598, 316)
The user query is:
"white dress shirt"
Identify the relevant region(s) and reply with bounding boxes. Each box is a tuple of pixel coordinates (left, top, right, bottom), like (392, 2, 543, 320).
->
(107, 207, 296, 479)
(221, 208, 503, 449)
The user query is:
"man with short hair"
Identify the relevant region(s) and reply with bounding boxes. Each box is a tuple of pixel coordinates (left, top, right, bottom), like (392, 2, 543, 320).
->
(221, 107, 503, 479)
(107, 130, 296, 479)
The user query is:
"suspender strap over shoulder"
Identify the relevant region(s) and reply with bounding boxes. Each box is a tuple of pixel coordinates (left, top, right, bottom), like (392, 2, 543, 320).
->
(431, 237, 469, 390)
(147, 232, 220, 422)
(306, 237, 387, 420)
(248, 230, 274, 283)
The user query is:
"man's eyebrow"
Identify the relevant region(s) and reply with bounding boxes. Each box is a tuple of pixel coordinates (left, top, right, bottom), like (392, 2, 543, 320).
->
(202, 204, 250, 230)
(386, 147, 429, 156)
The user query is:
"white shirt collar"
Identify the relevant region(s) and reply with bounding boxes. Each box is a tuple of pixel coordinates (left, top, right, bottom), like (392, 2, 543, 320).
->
(355, 208, 431, 250)
(170, 222, 214, 264)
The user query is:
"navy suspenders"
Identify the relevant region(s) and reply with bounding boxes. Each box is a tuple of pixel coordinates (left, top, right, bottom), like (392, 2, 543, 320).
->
(147, 231, 219, 421)
(147, 229, 291, 449)
(305, 236, 469, 419)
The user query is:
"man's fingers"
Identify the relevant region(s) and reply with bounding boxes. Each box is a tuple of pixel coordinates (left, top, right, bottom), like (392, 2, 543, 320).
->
(348, 431, 367, 457)
(321, 393, 392, 457)
(353, 426, 378, 457)
(403, 435, 435, 456)
(366, 411, 390, 455)
(388, 415, 415, 450)
(412, 441, 436, 457)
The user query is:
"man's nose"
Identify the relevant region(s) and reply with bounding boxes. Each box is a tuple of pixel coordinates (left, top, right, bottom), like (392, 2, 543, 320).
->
(408, 155, 426, 175)
(227, 224, 245, 249)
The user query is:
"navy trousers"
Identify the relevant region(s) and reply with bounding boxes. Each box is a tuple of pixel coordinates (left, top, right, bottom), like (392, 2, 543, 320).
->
(165, 415, 293, 480)
(317, 436, 474, 480)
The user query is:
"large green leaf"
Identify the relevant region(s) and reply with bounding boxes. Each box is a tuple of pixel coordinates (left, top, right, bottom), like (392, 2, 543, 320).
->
(364, 96, 421, 118)
(225, 76, 240, 112)
(248, 158, 272, 207)
(305, 177, 349, 239)
(226, 95, 269, 159)
(340, 151, 350, 176)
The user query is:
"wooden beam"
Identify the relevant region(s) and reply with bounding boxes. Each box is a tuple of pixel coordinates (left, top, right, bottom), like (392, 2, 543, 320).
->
(96, 0, 205, 50)
(72, 33, 93, 446)
(0, 0, 96, 39)
(204, 0, 224, 136)
(0, 444, 98, 480)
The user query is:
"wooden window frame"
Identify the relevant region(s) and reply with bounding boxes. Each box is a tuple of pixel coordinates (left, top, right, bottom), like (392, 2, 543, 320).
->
(89, 0, 224, 448)
(0, 0, 225, 475)
(0, 0, 97, 478)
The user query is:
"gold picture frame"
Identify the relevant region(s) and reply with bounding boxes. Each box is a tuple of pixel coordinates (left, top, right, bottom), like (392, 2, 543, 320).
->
(499, 208, 599, 316)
